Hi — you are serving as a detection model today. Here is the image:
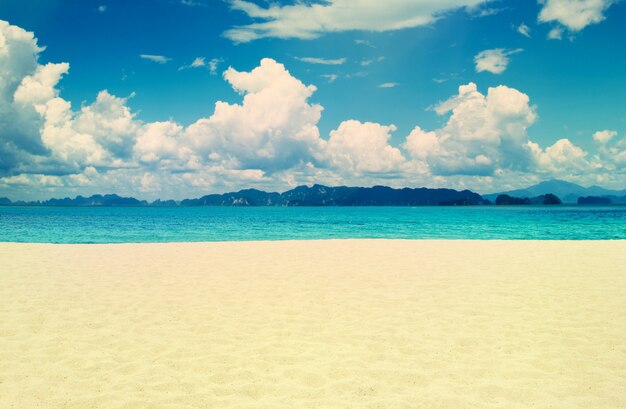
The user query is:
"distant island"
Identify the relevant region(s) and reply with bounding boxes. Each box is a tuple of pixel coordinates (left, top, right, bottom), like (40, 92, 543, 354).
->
(484, 180, 626, 204)
(1, 180, 624, 207)
(0, 185, 488, 207)
(495, 193, 561, 205)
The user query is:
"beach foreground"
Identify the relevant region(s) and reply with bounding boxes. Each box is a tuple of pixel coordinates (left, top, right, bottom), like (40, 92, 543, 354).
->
(1, 240, 625, 409)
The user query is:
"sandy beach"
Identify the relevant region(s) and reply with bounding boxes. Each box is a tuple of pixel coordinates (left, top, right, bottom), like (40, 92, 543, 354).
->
(1, 240, 625, 408)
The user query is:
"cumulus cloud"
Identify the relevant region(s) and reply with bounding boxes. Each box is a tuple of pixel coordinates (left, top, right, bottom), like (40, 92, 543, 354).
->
(593, 130, 618, 144)
(474, 48, 523, 74)
(134, 121, 186, 165)
(139, 54, 171, 64)
(0, 20, 57, 175)
(529, 138, 590, 175)
(404, 83, 538, 176)
(538, 0, 616, 32)
(1, 19, 624, 199)
(7, 41, 138, 173)
(326, 121, 405, 174)
(183, 58, 326, 172)
(224, 0, 493, 43)
(401, 84, 621, 185)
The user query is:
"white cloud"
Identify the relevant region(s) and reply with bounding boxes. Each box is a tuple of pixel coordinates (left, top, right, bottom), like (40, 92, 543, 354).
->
(471, 6, 505, 17)
(355, 39, 376, 48)
(0, 20, 56, 175)
(224, 0, 493, 43)
(73, 91, 139, 159)
(516, 23, 531, 37)
(183, 58, 326, 172)
(361, 56, 385, 66)
(432, 72, 460, 84)
(139, 54, 171, 64)
(402, 84, 615, 185)
(207, 58, 223, 74)
(592, 129, 617, 144)
(179, 57, 206, 71)
(474, 48, 523, 74)
(35, 89, 138, 170)
(404, 83, 538, 176)
(190, 57, 205, 68)
(346, 71, 367, 79)
(14, 62, 69, 107)
(321, 74, 339, 83)
(134, 121, 185, 165)
(378, 82, 399, 88)
(179, 57, 223, 74)
(538, 0, 616, 32)
(1, 19, 625, 199)
(181, 0, 205, 6)
(1, 21, 139, 176)
(547, 26, 564, 40)
(295, 57, 347, 65)
(326, 121, 405, 174)
(530, 138, 590, 175)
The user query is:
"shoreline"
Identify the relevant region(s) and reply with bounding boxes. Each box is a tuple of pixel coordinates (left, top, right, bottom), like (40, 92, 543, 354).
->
(2, 237, 626, 245)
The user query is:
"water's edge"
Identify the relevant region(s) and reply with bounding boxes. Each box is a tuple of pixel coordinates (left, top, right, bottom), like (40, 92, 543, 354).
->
(1, 206, 624, 243)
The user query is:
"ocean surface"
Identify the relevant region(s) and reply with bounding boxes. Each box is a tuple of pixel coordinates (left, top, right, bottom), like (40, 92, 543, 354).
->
(1, 205, 625, 243)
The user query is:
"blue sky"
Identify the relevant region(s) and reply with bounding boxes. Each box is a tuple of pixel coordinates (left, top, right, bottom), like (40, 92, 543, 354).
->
(1, 0, 625, 199)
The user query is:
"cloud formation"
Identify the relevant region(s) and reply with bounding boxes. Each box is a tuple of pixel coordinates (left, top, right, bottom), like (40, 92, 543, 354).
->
(296, 57, 347, 65)
(593, 130, 617, 144)
(327, 121, 405, 174)
(179, 57, 223, 74)
(538, 0, 616, 33)
(1, 20, 624, 200)
(516, 23, 531, 37)
(224, 0, 493, 42)
(474, 48, 523, 74)
(0, 20, 49, 175)
(184, 58, 326, 172)
(547, 26, 564, 39)
(139, 54, 171, 64)
(404, 83, 537, 176)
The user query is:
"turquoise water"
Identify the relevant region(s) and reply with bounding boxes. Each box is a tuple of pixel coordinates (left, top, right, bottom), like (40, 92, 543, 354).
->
(1, 206, 625, 243)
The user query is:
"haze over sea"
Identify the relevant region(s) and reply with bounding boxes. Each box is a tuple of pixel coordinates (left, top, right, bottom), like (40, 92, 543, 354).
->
(1, 206, 625, 243)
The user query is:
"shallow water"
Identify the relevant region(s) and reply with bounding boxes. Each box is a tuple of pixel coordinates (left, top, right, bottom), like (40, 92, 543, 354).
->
(1, 205, 625, 243)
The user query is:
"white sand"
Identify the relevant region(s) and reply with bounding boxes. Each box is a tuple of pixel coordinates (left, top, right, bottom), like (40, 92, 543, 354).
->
(1, 240, 625, 408)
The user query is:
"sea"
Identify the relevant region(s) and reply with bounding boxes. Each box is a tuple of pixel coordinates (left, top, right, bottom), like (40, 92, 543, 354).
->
(1, 205, 625, 243)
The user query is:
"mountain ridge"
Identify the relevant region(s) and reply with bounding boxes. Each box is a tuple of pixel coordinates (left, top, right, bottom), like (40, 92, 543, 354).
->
(1, 185, 489, 207)
(3, 180, 625, 207)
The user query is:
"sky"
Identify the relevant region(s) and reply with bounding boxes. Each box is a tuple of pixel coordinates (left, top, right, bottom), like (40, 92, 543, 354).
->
(0, 0, 625, 200)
